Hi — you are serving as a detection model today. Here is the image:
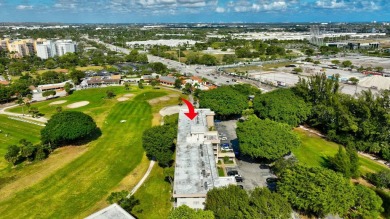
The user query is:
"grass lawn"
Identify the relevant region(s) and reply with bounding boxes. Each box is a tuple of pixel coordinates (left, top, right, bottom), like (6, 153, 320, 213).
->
(132, 165, 172, 219)
(0, 115, 42, 170)
(292, 128, 389, 175)
(0, 87, 179, 218)
(218, 167, 225, 176)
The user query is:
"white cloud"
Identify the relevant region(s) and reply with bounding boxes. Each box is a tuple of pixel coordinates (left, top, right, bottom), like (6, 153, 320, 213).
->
(315, 0, 346, 9)
(216, 7, 225, 13)
(16, 5, 33, 10)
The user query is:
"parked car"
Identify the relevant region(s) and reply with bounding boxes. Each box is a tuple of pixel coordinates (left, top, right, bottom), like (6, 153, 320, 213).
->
(221, 143, 230, 147)
(266, 177, 278, 183)
(235, 176, 243, 182)
(221, 137, 227, 140)
(227, 170, 239, 176)
(259, 164, 269, 169)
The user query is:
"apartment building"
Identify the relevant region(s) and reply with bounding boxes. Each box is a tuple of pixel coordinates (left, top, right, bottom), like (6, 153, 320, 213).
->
(7, 39, 35, 58)
(173, 109, 236, 209)
(36, 40, 57, 59)
(55, 40, 76, 56)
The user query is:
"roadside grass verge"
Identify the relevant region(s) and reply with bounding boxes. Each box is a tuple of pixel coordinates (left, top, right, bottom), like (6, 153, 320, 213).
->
(292, 128, 389, 175)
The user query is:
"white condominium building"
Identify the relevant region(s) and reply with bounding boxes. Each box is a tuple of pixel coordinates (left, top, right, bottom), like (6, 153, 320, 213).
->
(173, 109, 236, 209)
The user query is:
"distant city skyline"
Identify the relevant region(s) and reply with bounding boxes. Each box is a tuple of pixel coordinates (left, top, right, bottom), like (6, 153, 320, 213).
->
(0, 0, 389, 23)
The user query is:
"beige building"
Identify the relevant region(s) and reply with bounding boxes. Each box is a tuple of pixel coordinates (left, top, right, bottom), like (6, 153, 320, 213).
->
(6, 39, 35, 58)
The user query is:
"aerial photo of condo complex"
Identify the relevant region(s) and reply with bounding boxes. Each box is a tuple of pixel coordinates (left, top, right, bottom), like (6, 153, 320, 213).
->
(1, 0, 390, 218)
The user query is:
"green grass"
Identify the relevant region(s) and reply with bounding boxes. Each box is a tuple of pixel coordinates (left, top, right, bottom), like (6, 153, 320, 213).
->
(8, 86, 135, 121)
(218, 167, 225, 176)
(0, 115, 42, 170)
(132, 166, 172, 219)
(0, 89, 169, 218)
(292, 128, 389, 175)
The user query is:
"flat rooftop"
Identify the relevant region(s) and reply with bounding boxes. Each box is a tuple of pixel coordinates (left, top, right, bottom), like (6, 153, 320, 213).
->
(173, 109, 235, 198)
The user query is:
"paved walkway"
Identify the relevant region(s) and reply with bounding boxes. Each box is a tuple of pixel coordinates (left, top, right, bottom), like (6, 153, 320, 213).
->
(127, 160, 156, 197)
(0, 104, 48, 123)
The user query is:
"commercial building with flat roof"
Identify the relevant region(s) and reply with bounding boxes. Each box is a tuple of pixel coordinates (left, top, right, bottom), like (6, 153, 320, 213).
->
(173, 108, 236, 209)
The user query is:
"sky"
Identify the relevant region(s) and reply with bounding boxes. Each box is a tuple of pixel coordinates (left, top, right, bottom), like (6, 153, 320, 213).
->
(0, 0, 389, 23)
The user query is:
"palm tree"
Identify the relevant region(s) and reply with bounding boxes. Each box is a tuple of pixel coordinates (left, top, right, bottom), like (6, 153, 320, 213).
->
(16, 96, 25, 116)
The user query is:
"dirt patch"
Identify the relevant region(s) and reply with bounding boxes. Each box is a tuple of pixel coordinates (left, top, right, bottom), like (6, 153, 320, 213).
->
(124, 94, 135, 97)
(49, 100, 67, 105)
(158, 97, 170, 101)
(0, 145, 88, 201)
(67, 101, 90, 109)
(168, 93, 180, 98)
(117, 97, 129, 102)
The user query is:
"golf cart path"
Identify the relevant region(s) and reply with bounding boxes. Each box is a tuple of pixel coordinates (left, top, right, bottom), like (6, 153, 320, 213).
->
(0, 104, 48, 124)
(127, 160, 156, 197)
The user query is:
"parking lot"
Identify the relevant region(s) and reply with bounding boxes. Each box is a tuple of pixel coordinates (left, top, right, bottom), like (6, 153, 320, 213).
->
(215, 120, 276, 191)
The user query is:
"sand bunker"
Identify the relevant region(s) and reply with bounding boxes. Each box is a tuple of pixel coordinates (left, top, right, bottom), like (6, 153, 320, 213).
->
(117, 97, 129, 102)
(124, 94, 135, 97)
(49, 100, 67, 105)
(147, 96, 173, 104)
(67, 101, 90, 109)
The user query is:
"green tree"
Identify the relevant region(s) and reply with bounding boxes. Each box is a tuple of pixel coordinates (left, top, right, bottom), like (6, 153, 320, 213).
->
(349, 77, 359, 85)
(168, 205, 214, 219)
(199, 86, 248, 118)
(278, 166, 355, 217)
(69, 70, 85, 85)
(64, 82, 73, 95)
(329, 146, 351, 177)
(236, 117, 300, 160)
(106, 190, 140, 213)
(366, 170, 390, 189)
(41, 111, 98, 148)
(106, 90, 115, 99)
(142, 124, 176, 166)
(163, 166, 175, 185)
(19, 139, 36, 161)
(222, 54, 237, 64)
(249, 187, 292, 219)
(305, 48, 315, 56)
(138, 81, 144, 89)
(205, 185, 252, 219)
(174, 79, 182, 89)
(272, 157, 297, 176)
(331, 60, 340, 65)
(253, 88, 311, 127)
(4, 145, 20, 165)
(200, 54, 218, 66)
(45, 59, 56, 69)
(28, 107, 40, 118)
(342, 60, 352, 68)
(124, 82, 130, 91)
(350, 185, 383, 219)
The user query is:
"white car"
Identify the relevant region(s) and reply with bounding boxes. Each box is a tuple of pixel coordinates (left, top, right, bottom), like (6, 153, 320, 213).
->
(221, 137, 227, 140)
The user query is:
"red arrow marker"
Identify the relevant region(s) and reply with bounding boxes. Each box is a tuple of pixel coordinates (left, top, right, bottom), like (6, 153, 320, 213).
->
(182, 98, 198, 120)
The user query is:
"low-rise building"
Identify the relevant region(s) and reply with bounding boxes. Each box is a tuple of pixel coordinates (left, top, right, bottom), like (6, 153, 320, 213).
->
(173, 109, 236, 209)
(159, 76, 176, 86)
(85, 203, 136, 219)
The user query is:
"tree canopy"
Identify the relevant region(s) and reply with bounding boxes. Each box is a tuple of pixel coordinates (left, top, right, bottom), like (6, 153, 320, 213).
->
(205, 185, 252, 219)
(199, 86, 248, 118)
(236, 117, 300, 160)
(278, 166, 355, 217)
(168, 205, 214, 219)
(253, 88, 311, 127)
(205, 185, 292, 219)
(41, 111, 98, 148)
(142, 124, 176, 166)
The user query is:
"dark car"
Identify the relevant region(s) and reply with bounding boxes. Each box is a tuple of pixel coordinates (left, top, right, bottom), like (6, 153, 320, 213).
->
(221, 143, 230, 147)
(238, 185, 244, 189)
(259, 164, 269, 169)
(266, 177, 278, 183)
(235, 176, 243, 182)
(227, 170, 238, 176)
